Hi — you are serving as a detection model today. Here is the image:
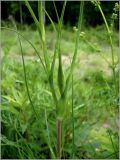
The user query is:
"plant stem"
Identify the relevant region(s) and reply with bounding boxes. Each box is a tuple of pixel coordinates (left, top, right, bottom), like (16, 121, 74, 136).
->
(57, 119, 62, 159)
(97, 3, 117, 96)
(72, 75, 75, 158)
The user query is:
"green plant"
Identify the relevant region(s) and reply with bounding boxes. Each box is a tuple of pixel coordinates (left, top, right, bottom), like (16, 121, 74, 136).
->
(1, 0, 118, 159)
(91, 1, 118, 96)
(1, 0, 84, 158)
(74, 1, 118, 97)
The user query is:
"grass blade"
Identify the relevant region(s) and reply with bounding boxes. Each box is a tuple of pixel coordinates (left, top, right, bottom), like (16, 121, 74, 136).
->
(2, 18, 39, 119)
(25, 0, 50, 71)
(57, 1, 67, 96)
(1, 27, 47, 73)
(43, 7, 57, 33)
(49, 1, 67, 103)
(17, 33, 38, 118)
(71, 74, 75, 158)
(64, 1, 84, 97)
(25, 0, 41, 38)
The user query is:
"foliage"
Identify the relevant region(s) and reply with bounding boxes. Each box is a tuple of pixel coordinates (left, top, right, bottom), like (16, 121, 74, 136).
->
(1, 53, 118, 158)
(1, 0, 119, 159)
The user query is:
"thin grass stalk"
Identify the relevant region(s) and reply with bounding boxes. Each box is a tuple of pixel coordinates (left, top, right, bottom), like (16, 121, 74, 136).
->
(96, 2, 117, 95)
(43, 7, 57, 33)
(17, 32, 38, 119)
(71, 75, 75, 158)
(9, 19, 39, 119)
(83, 37, 111, 65)
(53, 1, 60, 23)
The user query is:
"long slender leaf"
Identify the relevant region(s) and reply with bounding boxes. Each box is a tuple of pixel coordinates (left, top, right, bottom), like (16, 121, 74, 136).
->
(50, 1, 67, 98)
(25, 0, 41, 38)
(53, 1, 60, 23)
(1, 27, 47, 73)
(25, 0, 50, 71)
(12, 20, 38, 118)
(2, 18, 39, 119)
(43, 7, 57, 33)
(18, 34, 38, 118)
(64, 1, 84, 97)
(57, 1, 67, 96)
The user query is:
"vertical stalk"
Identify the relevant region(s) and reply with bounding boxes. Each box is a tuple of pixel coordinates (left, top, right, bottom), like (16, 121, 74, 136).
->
(72, 75, 75, 158)
(97, 3, 117, 96)
(57, 119, 62, 159)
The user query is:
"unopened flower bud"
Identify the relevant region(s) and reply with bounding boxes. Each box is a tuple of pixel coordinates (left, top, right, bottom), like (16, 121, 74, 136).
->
(73, 26, 78, 32)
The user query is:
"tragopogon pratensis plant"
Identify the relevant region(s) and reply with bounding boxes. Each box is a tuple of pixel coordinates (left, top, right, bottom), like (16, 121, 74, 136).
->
(1, 0, 84, 159)
(25, 1, 84, 158)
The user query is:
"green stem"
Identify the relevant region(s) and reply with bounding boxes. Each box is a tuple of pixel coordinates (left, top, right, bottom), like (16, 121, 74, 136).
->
(97, 3, 117, 95)
(71, 75, 75, 158)
(57, 119, 62, 159)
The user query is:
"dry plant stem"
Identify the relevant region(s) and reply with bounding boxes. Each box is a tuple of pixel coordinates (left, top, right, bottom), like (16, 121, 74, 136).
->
(57, 119, 62, 159)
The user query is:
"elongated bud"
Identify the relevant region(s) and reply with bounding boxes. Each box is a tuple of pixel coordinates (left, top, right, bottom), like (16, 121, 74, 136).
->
(58, 58, 64, 96)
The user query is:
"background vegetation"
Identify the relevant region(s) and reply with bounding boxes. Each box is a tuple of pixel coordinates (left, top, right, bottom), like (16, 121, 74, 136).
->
(1, 1, 119, 28)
